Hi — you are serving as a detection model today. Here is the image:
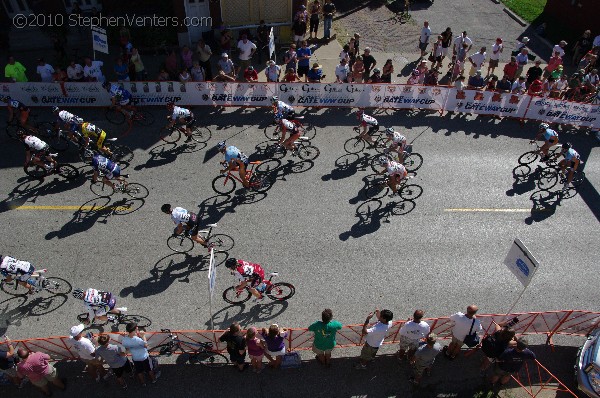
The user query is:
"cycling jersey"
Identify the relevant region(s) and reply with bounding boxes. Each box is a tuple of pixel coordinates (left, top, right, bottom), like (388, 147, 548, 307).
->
(386, 161, 407, 177)
(109, 84, 132, 105)
(81, 122, 107, 148)
(8, 99, 28, 111)
(233, 260, 265, 286)
(83, 288, 116, 319)
(23, 135, 49, 152)
(0, 256, 34, 281)
(274, 101, 293, 114)
(563, 148, 580, 162)
(92, 154, 121, 178)
(390, 132, 407, 146)
(57, 110, 78, 123)
(360, 114, 378, 127)
(225, 146, 249, 164)
(543, 128, 558, 141)
(171, 106, 193, 120)
(170, 207, 198, 225)
(280, 118, 296, 131)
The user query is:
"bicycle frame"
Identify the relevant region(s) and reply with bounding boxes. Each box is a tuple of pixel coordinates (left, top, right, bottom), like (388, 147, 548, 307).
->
(220, 161, 261, 185)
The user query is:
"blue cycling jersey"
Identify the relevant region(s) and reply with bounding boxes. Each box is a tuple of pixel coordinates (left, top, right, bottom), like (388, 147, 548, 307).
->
(109, 84, 132, 100)
(92, 154, 118, 173)
(543, 128, 558, 141)
(563, 148, 580, 162)
(224, 146, 240, 162)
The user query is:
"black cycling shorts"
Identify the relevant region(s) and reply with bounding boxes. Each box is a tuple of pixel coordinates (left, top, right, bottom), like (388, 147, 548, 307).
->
(367, 125, 380, 136)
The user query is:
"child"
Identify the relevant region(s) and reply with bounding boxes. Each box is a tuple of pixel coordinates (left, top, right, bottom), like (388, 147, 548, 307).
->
(245, 327, 266, 373)
(283, 68, 300, 82)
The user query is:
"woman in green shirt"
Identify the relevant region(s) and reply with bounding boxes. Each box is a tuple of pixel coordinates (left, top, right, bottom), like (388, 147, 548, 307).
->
(308, 308, 343, 367)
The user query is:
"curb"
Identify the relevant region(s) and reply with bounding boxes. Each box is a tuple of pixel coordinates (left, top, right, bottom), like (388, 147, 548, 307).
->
(490, 0, 500, 3)
(503, 7, 528, 27)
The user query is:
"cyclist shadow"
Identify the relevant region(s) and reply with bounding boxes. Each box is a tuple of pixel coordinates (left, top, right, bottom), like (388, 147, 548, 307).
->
(197, 192, 268, 226)
(525, 189, 560, 224)
(322, 153, 370, 184)
(340, 198, 417, 240)
(263, 158, 316, 183)
(206, 301, 290, 329)
(506, 165, 539, 197)
(5, 173, 87, 207)
(134, 142, 186, 171)
(0, 294, 69, 335)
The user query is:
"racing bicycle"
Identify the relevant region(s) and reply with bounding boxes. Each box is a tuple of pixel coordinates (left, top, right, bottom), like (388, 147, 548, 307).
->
(105, 104, 155, 126)
(536, 165, 586, 191)
(264, 116, 317, 141)
(1, 269, 72, 296)
(362, 174, 423, 200)
(369, 145, 423, 173)
(518, 141, 561, 166)
(222, 272, 295, 304)
(24, 157, 79, 180)
(149, 329, 228, 367)
(343, 126, 384, 154)
(89, 172, 149, 198)
(77, 311, 152, 329)
(167, 223, 235, 254)
(161, 124, 212, 144)
(212, 161, 274, 195)
(264, 136, 320, 161)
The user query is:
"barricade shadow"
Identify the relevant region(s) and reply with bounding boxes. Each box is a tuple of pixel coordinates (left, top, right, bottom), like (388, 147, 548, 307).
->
(0, 293, 69, 335)
(119, 251, 229, 300)
(206, 301, 290, 330)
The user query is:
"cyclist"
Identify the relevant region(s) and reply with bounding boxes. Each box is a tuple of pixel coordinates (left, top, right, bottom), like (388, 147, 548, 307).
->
(356, 109, 379, 147)
(161, 204, 212, 249)
(382, 127, 408, 163)
(91, 153, 127, 190)
(81, 122, 113, 157)
(165, 102, 195, 142)
(0, 255, 37, 294)
(1, 95, 34, 131)
(276, 115, 302, 154)
(217, 141, 251, 189)
(375, 156, 408, 196)
(102, 81, 135, 122)
(18, 130, 57, 171)
(52, 106, 84, 143)
(72, 288, 127, 325)
(531, 123, 558, 162)
(271, 96, 295, 120)
(225, 257, 266, 300)
(557, 142, 581, 192)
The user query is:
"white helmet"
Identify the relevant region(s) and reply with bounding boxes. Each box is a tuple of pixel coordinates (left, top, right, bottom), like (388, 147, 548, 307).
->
(377, 156, 389, 166)
(539, 123, 549, 130)
(271, 96, 279, 103)
(385, 127, 394, 136)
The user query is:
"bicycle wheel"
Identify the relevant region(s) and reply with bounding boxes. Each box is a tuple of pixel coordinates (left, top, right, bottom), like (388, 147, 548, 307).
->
(297, 145, 320, 161)
(537, 169, 558, 190)
(344, 137, 365, 154)
(301, 124, 317, 140)
(190, 126, 212, 143)
(119, 314, 151, 329)
(404, 153, 423, 172)
(6, 124, 19, 140)
(0, 280, 26, 296)
(518, 151, 539, 165)
(399, 184, 423, 200)
(41, 277, 72, 295)
(124, 183, 149, 199)
(572, 171, 586, 187)
(391, 200, 416, 216)
(134, 110, 155, 126)
(211, 175, 236, 195)
(263, 125, 281, 140)
(512, 165, 531, 181)
(206, 234, 235, 252)
(161, 128, 181, 143)
(249, 173, 273, 193)
(222, 287, 252, 304)
(191, 351, 229, 367)
(266, 282, 295, 301)
(24, 164, 47, 179)
(105, 108, 126, 125)
(57, 164, 80, 180)
(110, 144, 134, 164)
(90, 181, 114, 197)
(149, 344, 176, 357)
(167, 235, 195, 253)
(374, 135, 389, 154)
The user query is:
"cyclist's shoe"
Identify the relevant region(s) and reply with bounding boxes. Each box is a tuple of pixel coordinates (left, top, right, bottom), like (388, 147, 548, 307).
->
(50, 153, 58, 158)
(184, 135, 193, 143)
(253, 294, 265, 302)
(43, 164, 53, 171)
(115, 183, 125, 192)
(116, 307, 128, 312)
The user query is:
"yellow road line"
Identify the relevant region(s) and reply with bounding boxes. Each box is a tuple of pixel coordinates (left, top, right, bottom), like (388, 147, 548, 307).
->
(11, 205, 129, 211)
(444, 208, 544, 213)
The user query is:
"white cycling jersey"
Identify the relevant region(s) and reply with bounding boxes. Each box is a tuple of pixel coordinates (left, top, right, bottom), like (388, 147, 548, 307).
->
(361, 114, 378, 126)
(58, 110, 78, 123)
(171, 207, 194, 224)
(280, 118, 295, 130)
(171, 106, 192, 120)
(390, 132, 406, 145)
(0, 256, 33, 275)
(275, 101, 293, 114)
(24, 135, 48, 151)
(386, 161, 406, 176)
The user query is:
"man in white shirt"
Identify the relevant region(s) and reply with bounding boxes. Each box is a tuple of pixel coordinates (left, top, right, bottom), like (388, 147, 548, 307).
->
(453, 31, 473, 55)
(69, 324, 107, 382)
(265, 60, 281, 82)
(354, 308, 393, 370)
(418, 21, 431, 58)
(552, 40, 567, 58)
(397, 310, 430, 361)
(511, 76, 526, 94)
(36, 58, 55, 83)
(467, 47, 487, 77)
(237, 34, 257, 79)
(335, 58, 349, 83)
(67, 60, 84, 82)
(443, 305, 483, 360)
(487, 38, 503, 76)
(83, 57, 105, 83)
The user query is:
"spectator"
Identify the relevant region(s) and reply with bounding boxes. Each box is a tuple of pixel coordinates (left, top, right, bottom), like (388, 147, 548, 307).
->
(552, 40, 567, 58)
(353, 33, 361, 56)
(36, 58, 55, 83)
(362, 48, 377, 81)
(308, 0, 321, 40)
(584, 68, 599, 88)
(367, 68, 382, 83)
(381, 59, 394, 83)
(165, 50, 178, 79)
(417, 60, 428, 84)
(409, 333, 442, 385)
(552, 74, 568, 98)
(453, 31, 473, 56)
(514, 37, 529, 55)
(283, 68, 300, 82)
(219, 322, 247, 372)
(83, 57, 105, 83)
(213, 70, 236, 82)
(564, 72, 583, 99)
(190, 60, 205, 82)
(96, 334, 133, 389)
(480, 321, 517, 375)
(217, 53, 235, 79)
(511, 76, 526, 94)
(220, 29, 233, 56)
(594, 34, 600, 49)
(468, 70, 485, 89)
(245, 327, 266, 373)
(340, 44, 350, 63)
(308, 308, 343, 367)
(114, 58, 130, 81)
(284, 44, 298, 72)
(542, 76, 556, 97)
(196, 38, 213, 81)
(121, 322, 160, 386)
(485, 74, 498, 91)
(179, 68, 191, 83)
(71, 2, 83, 34)
(0, 336, 26, 388)
(443, 305, 482, 360)
(180, 45, 193, 71)
(243, 66, 258, 82)
(129, 49, 145, 81)
(67, 60, 84, 82)
(578, 53, 594, 72)
(297, 40, 312, 82)
(17, 348, 66, 396)
(407, 69, 421, 85)
(157, 68, 170, 81)
(70, 325, 107, 382)
(419, 21, 432, 58)
(293, 5, 308, 46)
(322, 0, 336, 40)
(455, 42, 469, 76)
(261, 324, 288, 370)
(454, 75, 466, 90)
(236, 34, 257, 77)
(487, 38, 503, 77)
(496, 75, 511, 92)
(52, 67, 68, 83)
(52, 36, 67, 60)
(467, 47, 487, 77)
(354, 308, 393, 370)
(423, 68, 439, 85)
(348, 37, 357, 68)
(526, 60, 543, 87)
(352, 55, 365, 83)
(440, 27, 453, 65)
(489, 338, 536, 386)
(307, 62, 325, 82)
(397, 310, 430, 361)
(503, 56, 518, 82)
(572, 30, 592, 66)
(551, 64, 564, 80)
(265, 60, 281, 82)
(543, 51, 563, 79)
(256, 20, 271, 64)
(431, 35, 444, 69)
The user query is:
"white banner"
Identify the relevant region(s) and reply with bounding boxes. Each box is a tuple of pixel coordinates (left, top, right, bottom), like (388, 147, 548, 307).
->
(371, 84, 448, 110)
(503, 238, 539, 287)
(229, 82, 275, 106)
(92, 27, 109, 55)
(444, 88, 530, 118)
(523, 97, 600, 128)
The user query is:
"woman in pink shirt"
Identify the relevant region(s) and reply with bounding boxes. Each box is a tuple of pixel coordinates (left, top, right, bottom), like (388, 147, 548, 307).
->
(245, 327, 266, 373)
(543, 51, 562, 79)
(17, 349, 66, 396)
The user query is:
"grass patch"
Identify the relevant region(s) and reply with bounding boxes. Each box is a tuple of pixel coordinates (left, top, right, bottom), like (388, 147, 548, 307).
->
(501, 0, 547, 23)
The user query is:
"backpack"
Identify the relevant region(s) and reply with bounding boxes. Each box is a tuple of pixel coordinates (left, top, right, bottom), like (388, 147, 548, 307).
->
(481, 333, 506, 358)
(280, 351, 301, 369)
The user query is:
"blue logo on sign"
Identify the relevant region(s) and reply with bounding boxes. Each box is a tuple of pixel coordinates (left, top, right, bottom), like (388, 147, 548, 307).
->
(515, 259, 529, 276)
(93, 34, 107, 46)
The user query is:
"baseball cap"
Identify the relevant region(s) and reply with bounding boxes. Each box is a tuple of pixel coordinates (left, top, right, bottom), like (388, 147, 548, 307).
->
(70, 324, 85, 337)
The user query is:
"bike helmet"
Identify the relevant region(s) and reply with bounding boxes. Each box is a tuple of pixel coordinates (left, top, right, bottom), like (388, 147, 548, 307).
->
(561, 142, 572, 150)
(271, 96, 279, 103)
(52, 106, 60, 114)
(102, 81, 111, 90)
(161, 204, 171, 214)
(247, 66, 254, 71)
(216, 141, 226, 151)
(72, 288, 84, 299)
(539, 123, 549, 130)
(0, 95, 10, 102)
(86, 123, 97, 133)
(225, 258, 238, 269)
(385, 127, 394, 136)
(377, 156, 389, 166)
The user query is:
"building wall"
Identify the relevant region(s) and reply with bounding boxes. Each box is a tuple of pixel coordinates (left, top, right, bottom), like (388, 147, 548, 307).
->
(544, 0, 600, 34)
